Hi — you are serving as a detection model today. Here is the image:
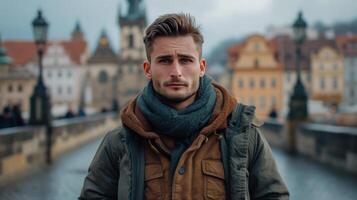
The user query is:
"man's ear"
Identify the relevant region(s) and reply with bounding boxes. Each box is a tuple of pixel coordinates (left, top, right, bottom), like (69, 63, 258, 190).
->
(143, 60, 152, 80)
(199, 59, 206, 77)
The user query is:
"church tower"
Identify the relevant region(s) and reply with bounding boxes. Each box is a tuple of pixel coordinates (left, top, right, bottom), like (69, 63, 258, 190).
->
(117, 0, 147, 107)
(71, 21, 84, 41)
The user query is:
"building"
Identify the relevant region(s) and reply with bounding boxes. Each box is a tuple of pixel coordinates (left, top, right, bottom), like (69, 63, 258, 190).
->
(272, 35, 337, 116)
(117, 0, 147, 107)
(311, 46, 344, 105)
(336, 35, 357, 108)
(228, 34, 284, 119)
(0, 38, 36, 116)
(3, 23, 88, 116)
(86, 30, 119, 112)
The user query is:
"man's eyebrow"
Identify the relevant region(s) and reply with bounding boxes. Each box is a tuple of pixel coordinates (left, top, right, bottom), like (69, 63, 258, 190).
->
(177, 54, 195, 59)
(155, 55, 173, 60)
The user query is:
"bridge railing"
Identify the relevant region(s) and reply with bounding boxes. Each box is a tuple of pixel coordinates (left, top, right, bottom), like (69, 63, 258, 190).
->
(297, 123, 357, 173)
(0, 112, 120, 186)
(261, 119, 357, 174)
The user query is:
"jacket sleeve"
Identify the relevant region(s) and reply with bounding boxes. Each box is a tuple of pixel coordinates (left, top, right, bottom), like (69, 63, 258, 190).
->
(79, 129, 122, 199)
(248, 126, 289, 200)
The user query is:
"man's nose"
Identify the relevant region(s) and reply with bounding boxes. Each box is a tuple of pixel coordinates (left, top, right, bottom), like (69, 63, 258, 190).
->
(170, 60, 182, 78)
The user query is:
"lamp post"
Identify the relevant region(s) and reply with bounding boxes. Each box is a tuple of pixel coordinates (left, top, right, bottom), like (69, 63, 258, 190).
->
(286, 11, 309, 153)
(288, 11, 308, 120)
(29, 10, 52, 163)
(30, 9, 51, 125)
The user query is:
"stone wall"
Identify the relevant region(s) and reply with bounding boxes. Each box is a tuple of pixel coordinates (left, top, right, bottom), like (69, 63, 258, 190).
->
(0, 112, 119, 185)
(260, 119, 285, 148)
(0, 126, 46, 185)
(260, 119, 357, 174)
(297, 123, 357, 173)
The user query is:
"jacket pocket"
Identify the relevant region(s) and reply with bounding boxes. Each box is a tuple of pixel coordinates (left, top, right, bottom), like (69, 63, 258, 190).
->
(202, 159, 226, 200)
(144, 164, 164, 200)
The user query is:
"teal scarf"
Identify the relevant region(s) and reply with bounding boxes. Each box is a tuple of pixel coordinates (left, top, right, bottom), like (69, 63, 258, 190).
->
(137, 75, 217, 176)
(137, 75, 216, 138)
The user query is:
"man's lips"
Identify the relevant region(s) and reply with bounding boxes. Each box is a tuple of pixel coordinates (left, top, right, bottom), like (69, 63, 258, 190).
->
(164, 82, 188, 87)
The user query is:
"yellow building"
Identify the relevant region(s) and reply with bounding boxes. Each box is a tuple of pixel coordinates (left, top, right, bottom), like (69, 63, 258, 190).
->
(0, 41, 36, 115)
(311, 46, 344, 104)
(229, 34, 284, 119)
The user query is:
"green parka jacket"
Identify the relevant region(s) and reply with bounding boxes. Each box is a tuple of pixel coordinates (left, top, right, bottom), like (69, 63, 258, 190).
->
(79, 103, 289, 200)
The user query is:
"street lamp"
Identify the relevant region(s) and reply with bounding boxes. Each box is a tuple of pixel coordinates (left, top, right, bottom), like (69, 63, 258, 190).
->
(29, 10, 51, 126)
(288, 11, 308, 120)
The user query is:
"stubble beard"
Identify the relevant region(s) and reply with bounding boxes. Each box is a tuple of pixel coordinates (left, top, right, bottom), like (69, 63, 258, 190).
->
(155, 88, 197, 103)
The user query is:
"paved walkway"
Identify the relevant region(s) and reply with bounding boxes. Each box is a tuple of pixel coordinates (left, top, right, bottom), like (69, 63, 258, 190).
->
(1, 137, 357, 200)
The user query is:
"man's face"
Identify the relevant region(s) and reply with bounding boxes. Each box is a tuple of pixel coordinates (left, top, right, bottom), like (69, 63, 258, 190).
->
(143, 36, 206, 104)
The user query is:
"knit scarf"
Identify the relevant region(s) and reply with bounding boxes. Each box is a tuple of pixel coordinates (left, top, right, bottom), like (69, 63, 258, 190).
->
(137, 75, 217, 176)
(137, 75, 216, 139)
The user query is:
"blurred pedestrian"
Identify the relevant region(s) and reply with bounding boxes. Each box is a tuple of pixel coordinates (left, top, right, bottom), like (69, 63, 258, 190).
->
(64, 105, 75, 119)
(12, 104, 25, 126)
(0, 106, 15, 129)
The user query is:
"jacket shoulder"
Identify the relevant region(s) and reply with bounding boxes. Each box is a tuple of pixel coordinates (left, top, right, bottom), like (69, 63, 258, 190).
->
(101, 122, 130, 154)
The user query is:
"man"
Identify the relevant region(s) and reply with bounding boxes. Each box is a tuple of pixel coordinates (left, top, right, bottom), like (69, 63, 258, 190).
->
(80, 13, 289, 200)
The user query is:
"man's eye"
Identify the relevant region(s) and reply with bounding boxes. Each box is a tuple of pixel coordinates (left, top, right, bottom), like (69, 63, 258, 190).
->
(159, 59, 171, 64)
(180, 58, 192, 64)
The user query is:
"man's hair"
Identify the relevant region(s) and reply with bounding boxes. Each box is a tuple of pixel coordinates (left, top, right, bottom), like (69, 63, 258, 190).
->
(143, 13, 204, 61)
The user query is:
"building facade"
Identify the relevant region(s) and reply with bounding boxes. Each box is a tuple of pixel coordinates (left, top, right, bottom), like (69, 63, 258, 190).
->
(0, 39, 36, 116)
(3, 23, 88, 117)
(86, 31, 119, 112)
(229, 34, 284, 119)
(337, 35, 357, 108)
(311, 46, 344, 105)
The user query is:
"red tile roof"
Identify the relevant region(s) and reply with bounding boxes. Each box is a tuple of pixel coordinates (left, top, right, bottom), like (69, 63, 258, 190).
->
(3, 40, 37, 66)
(336, 34, 357, 57)
(3, 39, 87, 67)
(60, 40, 87, 65)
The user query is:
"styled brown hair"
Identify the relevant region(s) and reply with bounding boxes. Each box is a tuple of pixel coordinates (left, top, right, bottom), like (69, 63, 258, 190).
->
(143, 13, 204, 61)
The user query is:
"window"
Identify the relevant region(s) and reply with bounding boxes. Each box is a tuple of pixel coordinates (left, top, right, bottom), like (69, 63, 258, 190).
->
(271, 78, 277, 88)
(18, 85, 23, 92)
(249, 78, 255, 88)
(254, 59, 259, 68)
(58, 86, 62, 95)
(67, 71, 72, 78)
(260, 78, 265, 88)
(128, 34, 134, 48)
(320, 77, 325, 90)
(8, 85, 13, 92)
(333, 77, 338, 89)
(48, 72, 52, 78)
(98, 70, 108, 84)
(238, 79, 244, 88)
(58, 71, 62, 78)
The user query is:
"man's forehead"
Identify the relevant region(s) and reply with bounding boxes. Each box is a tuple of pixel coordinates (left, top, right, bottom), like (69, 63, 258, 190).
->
(151, 36, 200, 57)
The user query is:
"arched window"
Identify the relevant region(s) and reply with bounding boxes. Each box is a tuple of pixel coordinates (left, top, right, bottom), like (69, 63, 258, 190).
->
(98, 70, 108, 84)
(128, 34, 134, 48)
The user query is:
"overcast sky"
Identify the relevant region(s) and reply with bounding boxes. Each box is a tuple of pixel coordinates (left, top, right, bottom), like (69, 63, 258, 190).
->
(1, 0, 357, 56)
